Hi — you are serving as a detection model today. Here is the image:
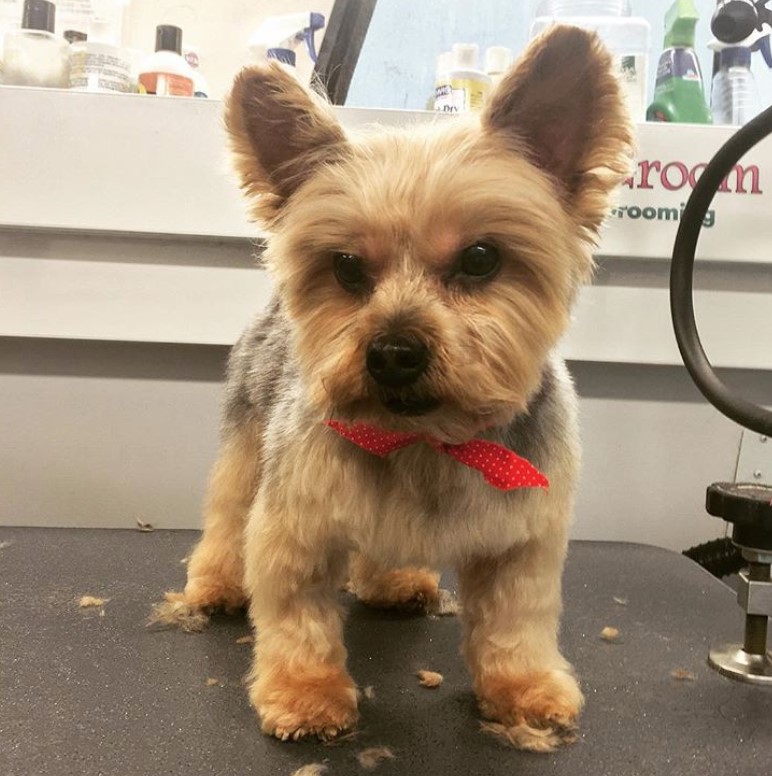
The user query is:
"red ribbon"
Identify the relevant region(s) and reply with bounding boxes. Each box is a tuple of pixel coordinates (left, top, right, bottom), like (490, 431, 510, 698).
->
(326, 420, 549, 491)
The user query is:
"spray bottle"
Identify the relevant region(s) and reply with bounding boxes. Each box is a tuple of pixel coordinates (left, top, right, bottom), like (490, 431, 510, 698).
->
(709, 1, 772, 125)
(647, 0, 712, 123)
(248, 12, 325, 68)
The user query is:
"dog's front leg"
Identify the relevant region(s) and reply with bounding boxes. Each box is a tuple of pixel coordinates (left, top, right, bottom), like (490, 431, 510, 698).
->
(458, 532, 583, 752)
(244, 491, 357, 742)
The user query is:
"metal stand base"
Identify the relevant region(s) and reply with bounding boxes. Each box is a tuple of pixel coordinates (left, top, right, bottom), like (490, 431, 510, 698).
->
(709, 643, 772, 685)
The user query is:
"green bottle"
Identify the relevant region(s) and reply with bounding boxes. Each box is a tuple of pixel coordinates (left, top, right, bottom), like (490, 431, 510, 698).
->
(647, 0, 712, 123)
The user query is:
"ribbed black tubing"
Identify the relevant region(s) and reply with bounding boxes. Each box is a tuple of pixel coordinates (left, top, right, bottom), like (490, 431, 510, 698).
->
(670, 103, 772, 436)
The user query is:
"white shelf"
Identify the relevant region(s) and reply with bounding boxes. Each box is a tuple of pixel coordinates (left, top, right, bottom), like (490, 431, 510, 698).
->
(2, 87, 772, 260)
(2, 86, 772, 370)
(0, 86, 438, 240)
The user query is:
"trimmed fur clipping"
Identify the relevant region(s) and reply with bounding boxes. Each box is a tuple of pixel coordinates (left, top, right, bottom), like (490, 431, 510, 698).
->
(671, 668, 696, 681)
(147, 591, 209, 633)
(79, 596, 108, 608)
(600, 626, 620, 642)
(356, 747, 395, 770)
(291, 765, 328, 776)
(0, 540, 12, 550)
(416, 670, 443, 688)
(362, 685, 376, 700)
(236, 634, 254, 645)
(482, 720, 577, 753)
(427, 588, 460, 617)
(135, 518, 155, 532)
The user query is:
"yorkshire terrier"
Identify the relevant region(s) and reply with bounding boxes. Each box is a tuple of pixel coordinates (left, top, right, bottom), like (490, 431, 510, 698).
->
(160, 26, 632, 752)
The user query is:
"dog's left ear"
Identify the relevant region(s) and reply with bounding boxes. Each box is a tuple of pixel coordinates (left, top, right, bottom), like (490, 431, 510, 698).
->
(225, 63, 347, 224)
(482, 26, 634, 237)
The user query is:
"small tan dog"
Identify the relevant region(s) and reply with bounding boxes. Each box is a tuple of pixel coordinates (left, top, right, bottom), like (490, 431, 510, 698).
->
(160, 27, 632, 752)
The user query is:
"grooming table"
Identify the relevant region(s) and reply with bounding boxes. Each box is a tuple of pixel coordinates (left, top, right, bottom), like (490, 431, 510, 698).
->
(1, 528, 770, 776)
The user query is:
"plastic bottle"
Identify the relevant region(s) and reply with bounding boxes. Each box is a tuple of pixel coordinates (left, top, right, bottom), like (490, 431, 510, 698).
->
(64, 30, 87, 45)
(434, 43, 491, 113)
(646, 0, 712, 123)
(69, 15, 131, 93)
(2, 0, 69, 87)
(138, 25, 194, 97)
(530, 1, 650, 121)
(248, 13, 325, 65)
(711, 46, 760, 125)
(432, 50, 452, 111)
(183, 46, 208, 97)
(484, 46, 513, 88)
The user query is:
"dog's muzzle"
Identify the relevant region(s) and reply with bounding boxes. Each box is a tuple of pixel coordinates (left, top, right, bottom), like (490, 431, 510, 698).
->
(366, 333, 429, 388)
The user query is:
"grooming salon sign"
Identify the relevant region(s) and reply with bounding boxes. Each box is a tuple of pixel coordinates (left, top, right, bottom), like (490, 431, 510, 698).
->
(599, 122, 770, 263)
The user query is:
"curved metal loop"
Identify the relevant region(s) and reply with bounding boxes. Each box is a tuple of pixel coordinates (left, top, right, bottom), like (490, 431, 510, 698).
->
(670, 104, 772, 437)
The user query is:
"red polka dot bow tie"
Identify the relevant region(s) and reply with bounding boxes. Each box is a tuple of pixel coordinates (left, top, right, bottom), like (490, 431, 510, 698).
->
(325, 420, 549, 491)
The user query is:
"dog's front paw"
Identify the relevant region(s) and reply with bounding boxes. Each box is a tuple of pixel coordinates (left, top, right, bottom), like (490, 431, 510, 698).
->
(252, 664, 359, 742)
(476, 669, 583, 752)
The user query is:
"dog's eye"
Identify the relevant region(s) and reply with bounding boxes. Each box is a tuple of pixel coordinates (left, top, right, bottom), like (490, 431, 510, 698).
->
(457, 243, 501, 280)
(333, 253, 370, 293)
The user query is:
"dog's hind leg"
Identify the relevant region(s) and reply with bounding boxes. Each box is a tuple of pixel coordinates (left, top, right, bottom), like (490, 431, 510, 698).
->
(349, 553, 440, 613)
(170, 423, 260, 614)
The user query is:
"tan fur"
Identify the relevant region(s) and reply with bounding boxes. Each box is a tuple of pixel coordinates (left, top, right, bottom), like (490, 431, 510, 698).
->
(249, 659, 358, 741)
(148, 592, 210, 633)
(164, 26, 634, 750)
(291, 764, 328, 776)
(349, 555, 440, 611)
(182, 424, 260, 612)
(356, 747, 396, 770)
(416, 670, 443, 688)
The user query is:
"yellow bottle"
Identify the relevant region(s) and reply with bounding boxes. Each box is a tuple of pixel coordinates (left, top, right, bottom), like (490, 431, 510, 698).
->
(434, 43, 491, 113)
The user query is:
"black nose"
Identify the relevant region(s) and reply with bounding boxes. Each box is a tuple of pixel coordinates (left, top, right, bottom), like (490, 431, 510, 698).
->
(366, 334, 429, 388)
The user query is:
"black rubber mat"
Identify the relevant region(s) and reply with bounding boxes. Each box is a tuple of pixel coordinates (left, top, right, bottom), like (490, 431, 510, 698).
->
(1, 527, 770, 775)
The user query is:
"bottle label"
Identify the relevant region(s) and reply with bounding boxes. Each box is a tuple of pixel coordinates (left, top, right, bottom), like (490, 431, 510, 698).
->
(656, 49, 703, 87)
(138, 71, 194, 97)
(434, 78, 489, 113)
(69, 49, 131, 93)
(619, 54, 646, 121)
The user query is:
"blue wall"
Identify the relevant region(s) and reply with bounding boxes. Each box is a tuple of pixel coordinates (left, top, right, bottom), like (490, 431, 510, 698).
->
(346, 0, 772, 115)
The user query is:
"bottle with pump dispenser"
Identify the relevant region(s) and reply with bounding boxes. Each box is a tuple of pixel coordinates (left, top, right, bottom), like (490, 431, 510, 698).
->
(138, 25, 194, 97)
(434, 43, 490, 113)
(2, 0, 69, 87)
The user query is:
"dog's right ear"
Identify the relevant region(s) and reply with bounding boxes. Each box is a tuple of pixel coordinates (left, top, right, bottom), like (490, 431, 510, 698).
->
(225, 63, 347, 223)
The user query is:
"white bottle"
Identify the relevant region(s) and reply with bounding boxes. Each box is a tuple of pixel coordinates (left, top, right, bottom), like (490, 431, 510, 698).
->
(484, 45, 513, 88)
(183, 46, 208, 98)
(437, 43, 491, 113)
(711, 46, 760, 126)
(138, 24, 194, 97)
(69, 15, 132, 93)
(3, 0, 68, 87)
(433, 50, 452, 111)
(531, 0, 650, 121)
